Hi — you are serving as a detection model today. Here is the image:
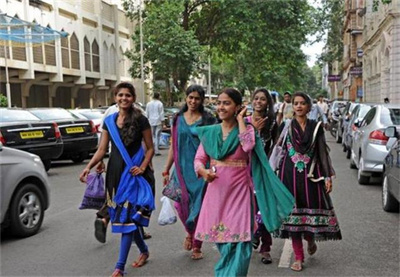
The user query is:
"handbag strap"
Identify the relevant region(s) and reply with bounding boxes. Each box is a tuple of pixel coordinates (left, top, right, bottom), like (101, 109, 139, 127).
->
(278, 119, 291, 146)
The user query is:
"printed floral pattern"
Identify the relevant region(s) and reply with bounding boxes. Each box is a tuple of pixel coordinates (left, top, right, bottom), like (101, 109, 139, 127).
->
(195, 222, 250, 242)
(287, 138, 312, 172)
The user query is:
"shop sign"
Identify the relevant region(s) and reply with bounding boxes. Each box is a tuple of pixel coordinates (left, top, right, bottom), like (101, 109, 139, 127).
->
(350, 67, 363, 75)
(328, 75, 341, 82)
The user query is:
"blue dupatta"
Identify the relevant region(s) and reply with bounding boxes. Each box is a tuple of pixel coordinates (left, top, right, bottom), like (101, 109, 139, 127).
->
(105, 113, 155, 233)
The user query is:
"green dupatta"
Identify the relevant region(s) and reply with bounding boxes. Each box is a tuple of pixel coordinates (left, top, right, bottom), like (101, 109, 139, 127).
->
(197, 124, 294, 232)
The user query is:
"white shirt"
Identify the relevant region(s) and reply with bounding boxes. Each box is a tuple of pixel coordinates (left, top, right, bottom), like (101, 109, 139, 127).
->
(317, 101, 329, 114)
(146, 99, 164, 126)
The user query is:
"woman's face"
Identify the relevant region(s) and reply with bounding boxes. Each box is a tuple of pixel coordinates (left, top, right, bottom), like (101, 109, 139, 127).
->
(216, 93, 240, 121)
(186, 91, 202, 112)
(293, 96, 310, 117)
(115, 88, 135, 109)
(252, 92, 268, 113)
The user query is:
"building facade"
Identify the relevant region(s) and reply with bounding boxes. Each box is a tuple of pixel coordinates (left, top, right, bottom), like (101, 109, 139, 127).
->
(362, 0, 400, 103)
(0, 0, 146, 108)
(342, 0, 365, 101)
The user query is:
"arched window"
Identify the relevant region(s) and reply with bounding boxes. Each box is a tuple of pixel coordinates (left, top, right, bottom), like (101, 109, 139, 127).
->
(110, 44, 116, 74)
(92, 39, 100, 72)
(119, 47, 125, 76)
(102, 42, 109, 74)
(11, 15, 27, 61)
(70, 33, 80, 69)
(45, 24, 56, 66)
(84, 37, 91, 71)
(32, 19, 43, 64)
(61, 29, 69, 68)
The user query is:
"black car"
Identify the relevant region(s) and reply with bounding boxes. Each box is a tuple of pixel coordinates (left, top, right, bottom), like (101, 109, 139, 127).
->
(0, 108, 63, 171)
(382, 126, 400, 212)
(28, 108, 98, 163)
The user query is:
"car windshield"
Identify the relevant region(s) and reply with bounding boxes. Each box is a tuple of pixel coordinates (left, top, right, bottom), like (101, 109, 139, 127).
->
(358, 106, 372, 119)
(381, 108, 400, 126)
(30, 109, 79, 120)
(78, 111, 103, 120)
(0, 109, 40, 122)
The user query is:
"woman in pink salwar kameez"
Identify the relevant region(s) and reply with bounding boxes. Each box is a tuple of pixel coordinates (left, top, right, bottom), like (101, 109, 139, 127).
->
(194, 88, 294, 277)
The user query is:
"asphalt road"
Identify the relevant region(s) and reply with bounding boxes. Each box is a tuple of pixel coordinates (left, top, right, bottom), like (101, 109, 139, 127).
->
(1, 136, 399, 277)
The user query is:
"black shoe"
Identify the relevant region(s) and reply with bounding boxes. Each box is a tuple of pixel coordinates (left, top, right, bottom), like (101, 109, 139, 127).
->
(252, 237, 260, 250)
(261, 252, 272, 264)
(94, 218, 107, 243)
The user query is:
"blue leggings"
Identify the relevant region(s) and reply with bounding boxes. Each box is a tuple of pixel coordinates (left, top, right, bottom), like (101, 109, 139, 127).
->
(115, 229, 148, 271)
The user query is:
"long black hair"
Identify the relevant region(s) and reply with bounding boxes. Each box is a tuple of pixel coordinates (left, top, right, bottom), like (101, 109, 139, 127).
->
(174, 84, 216, 126)
(219, 87, 242, 106)
(114, 82, 142, 145)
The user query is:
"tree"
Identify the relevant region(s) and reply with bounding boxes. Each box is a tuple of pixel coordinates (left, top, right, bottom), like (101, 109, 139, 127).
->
(0, 94, 7, 107)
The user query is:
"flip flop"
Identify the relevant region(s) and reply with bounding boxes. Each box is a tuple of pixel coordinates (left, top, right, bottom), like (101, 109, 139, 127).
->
(290, 260, 303, 272)
(183, 236, 192, 251)
(260, 252, 272, 264)
(307, 242, 317, 256)
(191, 248, 203, 260)
(94, 218, 107, 243)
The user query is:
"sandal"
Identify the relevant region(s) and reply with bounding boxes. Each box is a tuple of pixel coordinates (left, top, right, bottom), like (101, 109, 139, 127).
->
(191, 248, 203, 260)
(260, 252, 272, 264)
(183, 235, 192, 251)
(290, 260, 303, 272)
(143, 232, 152, 240)
(132, 252, 149, 268)
(94, 218, 107, 244)
(111, 269, 124, 277)
(307, 241, 317, 256)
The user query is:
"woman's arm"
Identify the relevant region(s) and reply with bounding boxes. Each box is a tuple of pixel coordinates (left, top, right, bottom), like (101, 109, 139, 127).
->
(194, 143, 217, 183)
(79, 130, 109, 182)
(130, 128, 154, 176)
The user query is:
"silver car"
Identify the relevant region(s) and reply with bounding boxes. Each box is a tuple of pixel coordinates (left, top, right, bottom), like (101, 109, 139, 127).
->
(0, 143, 51, 237)
(350, 104, 400, 184)
(382, 126, 399, 212)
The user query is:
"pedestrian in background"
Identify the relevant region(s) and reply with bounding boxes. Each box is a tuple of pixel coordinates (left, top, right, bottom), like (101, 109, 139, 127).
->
(194, 88, 294, 276)
(162, 85, 217, 260)
(277, 91, 293, 125)
(317, 95, 329, 118)
(246, 88, 278, 264)
(146, 92, 164, 156)
(79, 82, 155, 277)
(276, 91, 342, 272)
(308, 98, 328, 129)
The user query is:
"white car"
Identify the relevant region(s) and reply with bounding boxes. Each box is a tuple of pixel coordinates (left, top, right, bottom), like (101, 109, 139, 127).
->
(0, 143, 51, 237)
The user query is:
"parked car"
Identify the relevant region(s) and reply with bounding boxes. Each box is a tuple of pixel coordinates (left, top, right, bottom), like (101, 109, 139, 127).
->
(0, 143, 51, 237)
(0, 108, 63, 171)
(328, 100, 347, 138)
(350, 104, 400, 184)
(343, 103, 373, 159)
(337, 102, 356, 144)
(382, 126, 400, 212)
(69, 109, 104, 147)
(28, 108, 98, 163)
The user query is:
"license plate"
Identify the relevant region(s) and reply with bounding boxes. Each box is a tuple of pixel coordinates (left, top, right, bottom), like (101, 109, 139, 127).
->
(66, 127, 84, 134)
(20, 131, 44, 139)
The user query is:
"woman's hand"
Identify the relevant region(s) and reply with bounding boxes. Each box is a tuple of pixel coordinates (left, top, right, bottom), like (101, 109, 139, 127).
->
(130, 166, 146, 176)
(201, 168, 217, 183)
(252, 116, 268, 131)
(95, 160, 105, 173)
(325, 179, 332, 193)
(236, 106, 247, 122)
(79, 168, 90, 183)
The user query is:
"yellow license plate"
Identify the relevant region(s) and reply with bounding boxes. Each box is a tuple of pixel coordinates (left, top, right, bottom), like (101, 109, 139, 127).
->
(66, 127, 84, 134)
(20, 131, 44, 139)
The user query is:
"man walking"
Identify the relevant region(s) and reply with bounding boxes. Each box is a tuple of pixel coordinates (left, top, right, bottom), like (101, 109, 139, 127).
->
(146, 92, 164, 156)
(317, 95, 329, 118)
(277, 91, 293, 125)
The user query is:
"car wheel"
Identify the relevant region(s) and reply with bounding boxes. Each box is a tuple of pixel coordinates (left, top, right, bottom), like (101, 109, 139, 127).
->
(9, 183, 45, 237)
(357, 157, 369, 185)
(382, 175, 399, 212)
(71, 152, 88, 163)
(346, 148, 351, 159)
(42, 159, 51, 172)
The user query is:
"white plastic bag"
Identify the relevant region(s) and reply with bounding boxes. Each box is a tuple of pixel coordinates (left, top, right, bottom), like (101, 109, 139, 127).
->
(158, 196, 177, 226)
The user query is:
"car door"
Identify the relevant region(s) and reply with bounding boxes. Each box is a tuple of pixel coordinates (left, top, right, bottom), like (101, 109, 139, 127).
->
(353, 108, 376, 165)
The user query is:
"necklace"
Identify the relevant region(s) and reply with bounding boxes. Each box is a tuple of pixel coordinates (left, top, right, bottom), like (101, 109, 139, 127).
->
(222, 124, 235, 140)
(185, 112, 201, 125)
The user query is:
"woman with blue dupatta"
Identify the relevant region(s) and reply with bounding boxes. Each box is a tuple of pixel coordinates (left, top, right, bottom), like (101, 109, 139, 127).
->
(80, 82, 155, 277)
(163, 85, 217, 260)
(194, 88, 294, 277)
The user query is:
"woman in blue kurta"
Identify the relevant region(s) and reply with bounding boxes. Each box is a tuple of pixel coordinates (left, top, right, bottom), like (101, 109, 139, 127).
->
(163, 85, 217, 260)
(80, 82, 155, 277)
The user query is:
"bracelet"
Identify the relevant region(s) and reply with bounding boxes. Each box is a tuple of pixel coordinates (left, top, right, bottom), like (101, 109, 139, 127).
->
(162, 171, 169, 177)
(325, 177, 331, 181)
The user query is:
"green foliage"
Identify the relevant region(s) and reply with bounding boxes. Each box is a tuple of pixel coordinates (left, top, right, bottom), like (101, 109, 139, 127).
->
(0, 94, 7, 107)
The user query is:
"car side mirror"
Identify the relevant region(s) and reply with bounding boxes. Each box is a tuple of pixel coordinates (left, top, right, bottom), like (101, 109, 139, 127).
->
(384, 126, 397, 138)
(386, 137, 397, 151)
(354, 119, 361, 127)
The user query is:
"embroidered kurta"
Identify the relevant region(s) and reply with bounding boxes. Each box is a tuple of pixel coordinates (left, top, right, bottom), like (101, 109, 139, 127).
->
(194, 125, 255, 243)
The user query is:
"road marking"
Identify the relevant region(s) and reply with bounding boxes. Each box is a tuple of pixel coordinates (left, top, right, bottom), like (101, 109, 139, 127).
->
(278, 239, 292, 268)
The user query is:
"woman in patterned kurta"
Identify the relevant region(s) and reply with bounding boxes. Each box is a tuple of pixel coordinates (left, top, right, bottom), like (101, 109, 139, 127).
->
(276, 92, 341, 272)
(194, 88, 294, 277)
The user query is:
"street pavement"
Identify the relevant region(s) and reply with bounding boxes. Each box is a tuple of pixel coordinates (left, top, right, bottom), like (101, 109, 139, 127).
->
(1, 135, 399, 277)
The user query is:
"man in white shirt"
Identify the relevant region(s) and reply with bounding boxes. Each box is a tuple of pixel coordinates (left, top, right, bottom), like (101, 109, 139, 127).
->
(317, 95, 329, 117)
(146, 92, 164, 156)
(277, 91, 293, 125)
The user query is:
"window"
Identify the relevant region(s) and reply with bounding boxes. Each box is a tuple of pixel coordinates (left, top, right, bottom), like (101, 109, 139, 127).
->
(361, 108, 376, 127)
(381, 108, 400, 126)
(84, 37, 91, 71)
(102, 42, 109, 74)
(92, 39, 100, 72)
(70, 33, 80, 69)
(110, 44, 116, 74)
(61, 34, 69, 68)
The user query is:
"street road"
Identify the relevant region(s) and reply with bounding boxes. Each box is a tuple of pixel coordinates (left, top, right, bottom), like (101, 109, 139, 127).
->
(1, 136, 399, 276)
